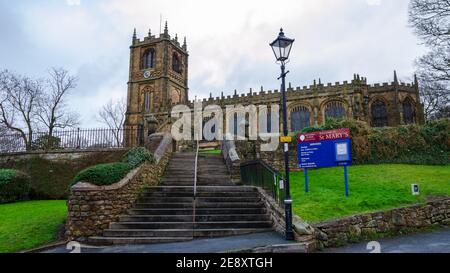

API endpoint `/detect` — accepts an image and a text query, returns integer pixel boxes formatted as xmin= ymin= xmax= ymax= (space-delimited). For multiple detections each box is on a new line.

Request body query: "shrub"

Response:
xmin=297 ymin=118 xmax=450 ymax=165
xmin=0 ymin=169 xmax=31 ymax=204
xmin=31 ymin=135 xmax=61 ymax=151
xmin=71 ymin=162 xmax=132 ymax=187
xmin=122 ymin=147 xmax=155 ymax=169
xmin=0 ymin=150 xmax=128 ymax=200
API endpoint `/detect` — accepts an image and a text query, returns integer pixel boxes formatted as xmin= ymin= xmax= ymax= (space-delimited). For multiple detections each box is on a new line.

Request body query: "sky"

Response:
xmin=0 ymin=0 xmax=426 ymax=127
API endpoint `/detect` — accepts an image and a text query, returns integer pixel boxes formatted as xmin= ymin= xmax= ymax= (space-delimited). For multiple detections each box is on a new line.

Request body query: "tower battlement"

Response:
xmin=187 ymin=73 xmax=418 ymax=107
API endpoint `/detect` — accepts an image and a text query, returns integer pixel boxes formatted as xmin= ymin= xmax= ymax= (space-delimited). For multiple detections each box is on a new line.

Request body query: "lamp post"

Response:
xmin=270 ymin=28 xmax=295 ymax=240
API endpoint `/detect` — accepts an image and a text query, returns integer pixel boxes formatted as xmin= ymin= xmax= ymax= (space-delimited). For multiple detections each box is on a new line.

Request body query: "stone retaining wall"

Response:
xmin=314 ymin=197 xmax=450 ymax=248
xmin=0 ymin=148 xmax=128 ymax=163
xmin=66 ymin=134 xmax=173 ymax=240
xmin=256 ymin=187 xmax=317 ymax=252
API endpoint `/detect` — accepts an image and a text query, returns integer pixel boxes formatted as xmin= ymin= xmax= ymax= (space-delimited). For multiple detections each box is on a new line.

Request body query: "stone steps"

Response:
xmin=133 ymin=202 xmax=265 ymax=209
xmin=119 ymin=214 xmax=270 ymax=222
xmin=143 ymin=191 xmax=260 ymax=198
xmin=110 ymin=221 xmax=272 ymax=229
xmin=100 ymin=228 xmax=272 ymax=238
xmin=127 ymin=207 xmax=267 ymax=215
xmin=88 ymin=151 xmax=272 ymax=246
xmin=137 ymin=197 xmax=261 ymax=203
xmin=88 ymin=236 xmax=193 ymax=246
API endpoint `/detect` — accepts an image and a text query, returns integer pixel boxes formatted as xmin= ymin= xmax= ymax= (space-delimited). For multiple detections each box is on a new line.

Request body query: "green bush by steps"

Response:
xmin=299 ymin=119 xmax=450 ymax=165
xmin=0 ymin=169 xmax=31 ymax=204
xmin=71 ymin=147 xmax=155 ymax=187
xmin=123 ymin=147 xmax=155 ymax=168
xmin=71 ymin=163 xmax=132 ymax=186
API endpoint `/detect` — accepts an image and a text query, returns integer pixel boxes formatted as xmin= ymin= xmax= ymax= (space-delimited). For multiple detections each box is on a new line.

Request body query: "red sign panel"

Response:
xmin=298 ymin=128 xmax=350 ymax=143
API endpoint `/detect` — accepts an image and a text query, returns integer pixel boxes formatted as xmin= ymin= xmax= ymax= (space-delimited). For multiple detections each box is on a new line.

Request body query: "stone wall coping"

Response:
xmin=152 ymin=133 xmax=173 ymax=163
xmin=314 ymin=197 xmax=450 ymax=228
xmin=71 ymin=165 xmax=144 ymax=192
xmin=0 ymin=148 xmax=128 ymax=157
xmin=70 ymin=134 xmax=172 ymax=192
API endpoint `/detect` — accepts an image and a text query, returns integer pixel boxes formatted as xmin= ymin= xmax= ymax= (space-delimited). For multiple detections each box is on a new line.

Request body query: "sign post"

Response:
xmin=305 ymin=168 xmax=309 ymax=193
xmin=298 ymin=128 xmax=352 ymax=197
xmin=344 ymin=165 xmax=349 ymax=197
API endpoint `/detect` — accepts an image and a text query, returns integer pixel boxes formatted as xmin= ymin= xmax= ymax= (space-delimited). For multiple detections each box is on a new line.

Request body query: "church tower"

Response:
xmin=125 ymin=22 xmax=189 ymax=137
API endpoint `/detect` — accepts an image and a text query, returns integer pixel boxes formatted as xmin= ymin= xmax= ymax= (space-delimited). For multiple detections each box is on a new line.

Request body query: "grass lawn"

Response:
xmin=291 ymin=164 xmax=450 ymax=224
xmin=0 ymin=200 xmax=67 ymax=253
xmin=199 ymin=149 xmax=222 ymax=155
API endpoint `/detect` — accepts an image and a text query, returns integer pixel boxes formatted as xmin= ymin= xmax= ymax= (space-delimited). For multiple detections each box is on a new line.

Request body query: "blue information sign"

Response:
xmin=297 ymin=128 xmax=353 ymax=197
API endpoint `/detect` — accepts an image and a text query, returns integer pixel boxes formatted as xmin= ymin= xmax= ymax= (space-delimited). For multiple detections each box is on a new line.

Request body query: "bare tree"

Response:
xmin=409 ymin=0 xmax=450 ymax=47
xmin=432 ymin=105 xmax=450 ymax=119
xmin=410 ymin=0 xmax=450 ymax=120
xmin=97 ymin=97 xmax=127 ymax=146
xmin=0 ymin=70 xmax=42 ymax=150
xmin=418 ymin=73 xmax=450 ymax=119
xmin=37 ymin=67 xmax=80 ymax=136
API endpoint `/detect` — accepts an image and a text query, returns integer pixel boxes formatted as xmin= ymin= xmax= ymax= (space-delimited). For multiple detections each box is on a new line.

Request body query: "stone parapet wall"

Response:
xmin=256 ymin=187 xmax=317 ymax=252
xmin=0 ymin=148 xmax=128 ymax=163
xmin=221 ymin=140 xmax=242 ymax=183
xmin=66 ymin=134 xmax=173 ymax=240
xmin=314 ymin=198 xmax=450 ymax=248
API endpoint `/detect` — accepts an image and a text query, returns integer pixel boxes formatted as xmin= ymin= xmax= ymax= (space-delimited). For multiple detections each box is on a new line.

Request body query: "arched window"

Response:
xmin=325 ymin=101 xmax=346 ymax=120
xmin=403 ymin=98 xmax=415 ymax=124
xmin=141 ymin=49 xmax=155 ymax=69
xmin=144 ymin=92 xmax=151 ymax=112
xmin=371 ymin=100 xmax=388 ymax=127
xmin=172 ymin=53 xmax=182 ymax=74
xmin=230 ymin=113 xmax=245 ymax=137
xmin=290 ymin=106 xmax=310 ymax=132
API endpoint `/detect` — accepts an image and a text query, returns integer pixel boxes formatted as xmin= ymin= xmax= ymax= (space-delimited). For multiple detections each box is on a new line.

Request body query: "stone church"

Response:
xmin=124 ymin=24 xmax=424 ymax=143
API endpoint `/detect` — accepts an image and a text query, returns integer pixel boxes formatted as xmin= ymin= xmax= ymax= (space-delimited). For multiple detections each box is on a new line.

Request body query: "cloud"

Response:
xmin=66 ymin=0 xmax=81 ymax=6
xmin=0 ymin=0 xmax=426 ymax=127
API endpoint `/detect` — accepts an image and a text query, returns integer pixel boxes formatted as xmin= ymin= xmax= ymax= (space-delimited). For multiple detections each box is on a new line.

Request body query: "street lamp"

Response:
xmin=270 ymin=28 xmax=295 ymax=241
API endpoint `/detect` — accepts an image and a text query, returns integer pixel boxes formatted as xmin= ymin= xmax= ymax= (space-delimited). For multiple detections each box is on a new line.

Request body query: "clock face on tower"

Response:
xmin=143 ymin=70 xmax=151 ymax=79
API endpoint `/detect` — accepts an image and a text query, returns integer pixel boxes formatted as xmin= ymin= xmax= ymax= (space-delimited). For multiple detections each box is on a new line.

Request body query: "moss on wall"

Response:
xmin=0 ymin=150 xmax=127 ymax=200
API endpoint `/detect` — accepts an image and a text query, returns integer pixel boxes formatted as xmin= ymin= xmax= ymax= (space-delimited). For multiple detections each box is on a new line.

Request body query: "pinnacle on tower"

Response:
xmin=182 ymin=37 xmax=187 ymax=50
xmin=394 ymin=70 xmax=398 ymax=84
xmin=175 ymin=34 xmax=178 ymax=42
xmin=414 ymin=73 xmax=418 ymax=86
xmin=148 ymin=28 xmax=152 ymax=37
xmin=132 ymin=28 xmax=137 ymax=40
xmin=164 ymin=21 xmax=169 ymax=35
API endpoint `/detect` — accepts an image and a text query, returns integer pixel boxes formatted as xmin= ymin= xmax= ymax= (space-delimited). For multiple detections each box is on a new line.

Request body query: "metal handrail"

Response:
xmin=240 ymin=159 xmax=286 ymax=208
xmin=192 ymin=140 xmax=200 ymax=238
xmin=193 ymin=139 xmax=200 ymax=198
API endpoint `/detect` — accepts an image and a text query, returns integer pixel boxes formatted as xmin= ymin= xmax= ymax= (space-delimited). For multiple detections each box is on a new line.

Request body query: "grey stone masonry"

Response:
xmin=66 ymin=135 xmax=173 ymax=240
xmin=314 ymin=197 xmax=450 ymax=248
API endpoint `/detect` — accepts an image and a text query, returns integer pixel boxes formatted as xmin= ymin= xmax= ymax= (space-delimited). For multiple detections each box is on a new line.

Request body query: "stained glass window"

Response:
xmin=371 ymin=100 xmax=388 ymax=127
xmin=290 ymin=106 xmax=310 ymax=132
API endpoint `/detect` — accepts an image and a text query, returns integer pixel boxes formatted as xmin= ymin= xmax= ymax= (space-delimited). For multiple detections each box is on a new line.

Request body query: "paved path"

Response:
xmin=323 ymin=228 xmax=450 ymax=253
xmin=44 ymin=232 xmax=292 ymax=253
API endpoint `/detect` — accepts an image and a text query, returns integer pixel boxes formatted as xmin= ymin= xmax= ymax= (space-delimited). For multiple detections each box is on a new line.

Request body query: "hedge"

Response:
xmin=71 ymin=162 xmax=133 ymax=186
xmin=71 ymin=148 xmax=155 ymax=187
xmin=123 ymin=147 xmax=155 ymax=169
xmin=0 ymin=150 xmax=128 ymax=200
xmin=299 ymin=118 xmax=450 ymax=165
xmin=0 ymin=169 xmax=31 ymax=204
